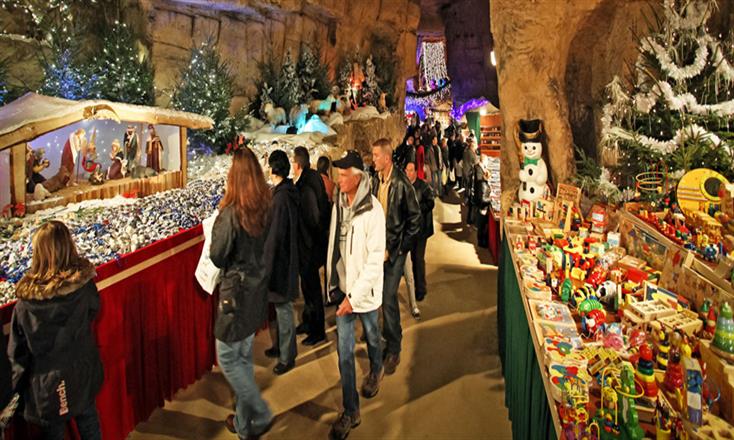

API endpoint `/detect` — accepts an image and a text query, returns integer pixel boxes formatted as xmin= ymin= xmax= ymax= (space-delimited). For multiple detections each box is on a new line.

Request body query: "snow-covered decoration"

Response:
xmin=289 ymin=103 xmax=309 ymax=129
xmin=262 ymin=101 xmax=287 ymax=126
xmin=518 ymin=140 xmax=548 ymax=202
xmin=327 ymin=112 xmax=344 ymax=127
xmin=343 ymin=105 xmax=389 ymax=122
xmin=298 ymin=114 xmax=337 ymax=136
xmin=641 ymin=36 xmax=709 ymax=81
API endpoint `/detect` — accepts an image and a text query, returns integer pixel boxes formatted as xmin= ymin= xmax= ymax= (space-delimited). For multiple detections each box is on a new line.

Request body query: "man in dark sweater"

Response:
xmin=404 ymin=161 xmax=435 ymax=301
xmin=292 ymin=146 xmax=332 ymax=346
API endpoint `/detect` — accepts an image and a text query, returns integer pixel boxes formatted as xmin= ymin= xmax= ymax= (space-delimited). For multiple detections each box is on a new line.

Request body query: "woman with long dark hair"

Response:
xmin=210 ymin=147 xmax=274 ymax=438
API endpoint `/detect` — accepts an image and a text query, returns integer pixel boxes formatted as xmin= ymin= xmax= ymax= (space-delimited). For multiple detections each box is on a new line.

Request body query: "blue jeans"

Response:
xmin=382 ymin=253 xmax=406 ymax=355
xmin=274 ymin=301 xmax=297 ymax=365
xmin=216 ymin=336 xmax=273 ymax=438
xmin=43 ymin=403 xmax=101 ymax=440
xmin=336 ymin=310 xmax=383 ymax=416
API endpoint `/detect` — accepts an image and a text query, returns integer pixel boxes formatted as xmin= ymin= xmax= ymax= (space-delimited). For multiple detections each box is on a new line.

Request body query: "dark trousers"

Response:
xmin=43 ymin=404 xmax=101 ymax=440
xmin=300 ymin=260 xmax=325 ymax=337
xmin=411 ymin=238 xmax=428 ymax=298
xmin=382 ymin=253 xmax=406 ymax=355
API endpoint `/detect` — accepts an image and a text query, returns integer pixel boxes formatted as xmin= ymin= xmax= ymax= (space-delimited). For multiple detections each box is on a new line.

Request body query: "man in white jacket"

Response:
xmin=325 ymin=151 xmax=386 ymax=440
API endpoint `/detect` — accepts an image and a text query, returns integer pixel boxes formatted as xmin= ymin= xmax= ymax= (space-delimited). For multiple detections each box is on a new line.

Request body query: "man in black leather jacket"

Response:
xmin=371 ymin=138 xmax=421 ymax=375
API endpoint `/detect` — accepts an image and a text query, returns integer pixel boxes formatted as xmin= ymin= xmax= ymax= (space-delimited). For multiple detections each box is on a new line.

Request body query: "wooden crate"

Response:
xmin=700 ymin=341 xmax=734 ymax=427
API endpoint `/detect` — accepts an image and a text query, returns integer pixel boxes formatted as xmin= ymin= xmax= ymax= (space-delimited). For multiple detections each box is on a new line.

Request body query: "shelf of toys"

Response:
xmin=501 ymin=180 xmax=734 ymax=438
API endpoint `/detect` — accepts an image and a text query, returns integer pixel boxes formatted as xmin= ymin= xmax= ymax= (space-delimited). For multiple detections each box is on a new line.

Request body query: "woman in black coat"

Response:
xmin=210 ymin=147 xmax=274 ymax=439
xmin=8 ymin=220 xmax=103 ymax=440
xmin=263 ymin=150 xmax=300 ymax=375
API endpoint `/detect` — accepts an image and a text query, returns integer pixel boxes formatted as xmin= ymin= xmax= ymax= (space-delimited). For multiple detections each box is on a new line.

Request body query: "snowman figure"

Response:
xmin=518 ymin=140 xmax=548 ymax=202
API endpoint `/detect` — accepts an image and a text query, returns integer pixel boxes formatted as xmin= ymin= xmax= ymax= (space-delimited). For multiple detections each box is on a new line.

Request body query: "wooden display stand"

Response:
xmin=479 ymin=113 xmax=502 ymax=157
xmin=0 ymin=93 xmax=211 ymax=215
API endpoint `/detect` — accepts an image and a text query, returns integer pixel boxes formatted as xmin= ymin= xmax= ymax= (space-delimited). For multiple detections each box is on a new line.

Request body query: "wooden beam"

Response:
xmin=179 ymin=127 xmax=188 ymax=188
xmin=8 ymin=143 xmax=26 ymax=208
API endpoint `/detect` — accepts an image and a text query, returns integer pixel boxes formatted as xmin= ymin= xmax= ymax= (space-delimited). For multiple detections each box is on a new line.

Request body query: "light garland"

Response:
xmin=641 ymin=36 xmax=709 ymax=81
xmin=450 ymin=97 xmax=490 ymax=121
xmin=420 ymin=41 xmax=449 ymax=89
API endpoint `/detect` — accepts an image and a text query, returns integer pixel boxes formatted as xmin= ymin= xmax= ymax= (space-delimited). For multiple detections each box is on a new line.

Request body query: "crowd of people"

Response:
xmin=2 ymin=117 xmax=492 ymax=440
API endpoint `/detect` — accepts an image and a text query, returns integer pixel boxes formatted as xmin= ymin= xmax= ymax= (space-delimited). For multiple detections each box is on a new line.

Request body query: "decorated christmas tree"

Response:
xmin=600 ymin=0 xmax=734 ymax=192
xmin=297 ymin=43 xmax=332 ymax=102
xmin=337 ymin=54 xmax=357 ymax=97
xmin=712 ymin=302 xmax=734 ymax=357
xmin=39 ymin=47 xmax=98 ymax=100
xmin=364 ymin=55 xmax=381 ymax=106
xmin=93 ymin=21 xmax=155 ymax=105
xmin=170 ymin=39 xmax=235 ymax=153
xmin=277 ymin=48 xmax=303 ymax=112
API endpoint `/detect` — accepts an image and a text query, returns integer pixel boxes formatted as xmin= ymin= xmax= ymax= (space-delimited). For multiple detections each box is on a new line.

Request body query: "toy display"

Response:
xmin=517 ymin=119 xmax=548 ymax=203
xmin=505 ymin=198 xmax=734 ymax=437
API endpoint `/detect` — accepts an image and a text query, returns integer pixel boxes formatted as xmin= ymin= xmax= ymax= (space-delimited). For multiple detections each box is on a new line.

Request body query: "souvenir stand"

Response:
xmin=499 ymin=121 xmax=734 ymax=439
xmin=0 ymin=94 xmax=218 ymax=440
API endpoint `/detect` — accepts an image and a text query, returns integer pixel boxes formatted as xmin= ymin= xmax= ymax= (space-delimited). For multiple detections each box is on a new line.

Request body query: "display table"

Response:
xmin=1 ymin=224 xmax=216 ymax=440
xmin=498 ymin=235 xmax=559 ymax=439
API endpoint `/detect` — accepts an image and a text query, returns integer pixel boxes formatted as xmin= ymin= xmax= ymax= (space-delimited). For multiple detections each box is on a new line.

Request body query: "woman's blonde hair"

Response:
xmin=27 ymin=220 xmax=83 ymax=281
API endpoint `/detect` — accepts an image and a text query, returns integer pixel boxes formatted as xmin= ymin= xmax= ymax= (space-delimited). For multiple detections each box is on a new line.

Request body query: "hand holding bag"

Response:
xmin=195 ymin=209 xmax=221 ymax=294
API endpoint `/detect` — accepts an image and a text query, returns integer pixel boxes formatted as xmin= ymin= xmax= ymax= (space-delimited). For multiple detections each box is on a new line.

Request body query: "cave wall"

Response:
xmin=0 ymin=0 xmax=420 ymax=112
xmin=441 ymin=0 xmax=497 ymax=106
xmin=490 ymin=0 xmax=651 ymax=210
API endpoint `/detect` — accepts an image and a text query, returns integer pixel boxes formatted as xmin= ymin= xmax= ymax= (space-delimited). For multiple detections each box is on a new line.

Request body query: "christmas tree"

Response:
xmin=170 ymin=39 xmax=235 ymax=153
xmin=39 ymin=47 xmax=98 ymax=100
xmin=93 ymin=21 xmax=155 ymax=105
xmin=600 ymin=0 xmax=734 ymax=192
xmin=364 ymin=55 xmax=381 ymax=106
xmin=297 ymin=44 xmax=318 ymax=102
xmin=337 ymin=54 xmax=356 ymax=97
xmin=713 ymin=301 xmax=734 ymax=355
xmin=277 ymin=48 xmax=303 ymax=112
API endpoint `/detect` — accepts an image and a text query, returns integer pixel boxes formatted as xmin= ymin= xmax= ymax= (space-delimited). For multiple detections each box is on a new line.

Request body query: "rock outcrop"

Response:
xmin=332 ymin=113 xmax=405 ymax=163
xmin=490 ymin=0 xmax=652 ymax=210
xmin=0 ymin=0 xmax=420 ymax=112
xmin=135 ymin=0 xmax=420 ymax=110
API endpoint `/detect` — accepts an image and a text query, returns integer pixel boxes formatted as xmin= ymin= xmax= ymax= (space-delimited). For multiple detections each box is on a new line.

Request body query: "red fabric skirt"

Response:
xmin=2 ymin=225 xmax=217 ymax=440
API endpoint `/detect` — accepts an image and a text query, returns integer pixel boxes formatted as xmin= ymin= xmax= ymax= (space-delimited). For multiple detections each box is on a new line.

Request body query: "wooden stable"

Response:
xmin=0 ymin=93 xmax=212 ymax=215
xmin=25 ymin=170 xmax=185 ymax=214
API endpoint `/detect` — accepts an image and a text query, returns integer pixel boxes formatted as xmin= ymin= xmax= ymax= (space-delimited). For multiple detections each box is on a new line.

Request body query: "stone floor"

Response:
xmin=130 ymin=197 xmax=511 ymax=439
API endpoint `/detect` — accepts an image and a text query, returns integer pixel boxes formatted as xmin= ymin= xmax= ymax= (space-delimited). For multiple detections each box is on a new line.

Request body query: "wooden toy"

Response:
xmin=529 ymin=299 xmax=575 ymax=325
xmin=628 ymin=299 xmax=676 ymax=322
xmin=657 ymin=309 xmax=703 ymax=336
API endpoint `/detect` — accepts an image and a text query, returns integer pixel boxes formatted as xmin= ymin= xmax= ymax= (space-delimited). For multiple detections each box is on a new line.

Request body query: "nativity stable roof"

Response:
xmin=0 ymin=93 xmax=214 ymax=151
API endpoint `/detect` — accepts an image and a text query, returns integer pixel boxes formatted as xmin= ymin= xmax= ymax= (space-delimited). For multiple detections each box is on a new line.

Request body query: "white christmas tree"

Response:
xmin=278 ymin=48 xmax=303 ymax=111
xmin=364 ymin=55 xmax=381 ymax=106
xmin=297 ymin=44 xmax=318 ymax=102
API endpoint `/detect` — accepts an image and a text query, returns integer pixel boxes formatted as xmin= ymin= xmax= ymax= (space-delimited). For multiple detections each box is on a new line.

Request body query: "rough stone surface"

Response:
xmin=332 ymin=114 xmax=406 ymax=163
xmin=135 ymin=0 xmax=419 ymax=110
xmin=441 ymin=0 xmax=497 ymax=106
xmin=0 ymin=0 xmax=419 ymax=114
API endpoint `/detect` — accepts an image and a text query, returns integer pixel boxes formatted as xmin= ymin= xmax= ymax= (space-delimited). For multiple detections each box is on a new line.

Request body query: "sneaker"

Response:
xmin=264 ymin=347 xmax=280 ymax=358
xmin=329 ymin=412 xmax=361 ymax=440
xmin=383 ymin=353 xmax=400 ymax=375
xmin=411 ymin=308 xmax=421 ymax=320
xmin=361 ymin=369 xmax=384 ymax=398
xmin=273 ymin=361 xmax=295 ymax=375
xmin=247 ymin=418 xmax=275 ymax=440
xmin=302 ymin=334 xmax=326 ymax=346
xmin=296 ymin=323 xmax=309 ymax=335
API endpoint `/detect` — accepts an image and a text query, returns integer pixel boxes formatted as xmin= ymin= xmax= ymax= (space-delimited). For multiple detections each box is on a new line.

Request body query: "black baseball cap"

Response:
xmin=333 ymin=150 xmax=364 ymax=171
